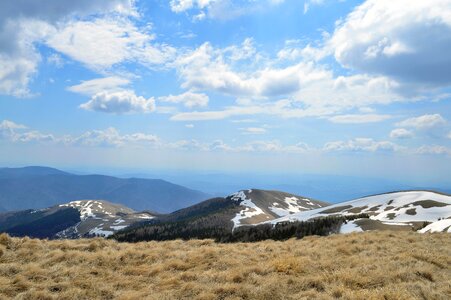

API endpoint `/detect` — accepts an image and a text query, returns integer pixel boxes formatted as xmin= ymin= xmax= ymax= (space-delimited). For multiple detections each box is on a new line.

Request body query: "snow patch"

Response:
xmin=89 ymin=226 xmax=114 ymax=237
xmin=340 ymin=220 xmax=363 ymax=234
xmin=268 ymin=196 xmax=310 ymax=217
xmin=230 ymin=191 xmax=266 ymax=229
xmin=419 ymin=219 xmax=451 ymax=233
xmin=110 ymin=225 xmax=128 ymax=231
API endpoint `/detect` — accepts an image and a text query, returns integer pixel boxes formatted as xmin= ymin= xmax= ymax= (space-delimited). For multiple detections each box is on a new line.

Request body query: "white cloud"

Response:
xmin=13 ymin=131 xmax=56 ymax=143
xmin=303 ymin=0 xmax=325 ymax=14
xmin=47 ymin=18 xmax=176 ymax=70
xmin=390 ymin=128 xmax=413 ymax=139
xmin=240 ymin=127 xmax=267 ymax=135
xmin=396 ymin=114 xmax=447 ymax=130
xmin=0 ymin=120 xmax=27 ymax=139
xmin=0 ymin=0 xmax=134 ymax=97
xmin=330 ymin=0 xmax=451 ymax=87
xmin=46 ymin=53 xmax=64 ymax=68
xmin=328 ymin=114 xmax=391 ymax=124
xmin=80 ymin=90 xmax=156 ymax=114
xmin=175 ymin=42 xmax=330 ymax=98
xmin=185 ymin=124 xmax=195 ymax=128
xmin=0 ymin=120 xmax=55 ymax=143
xmin=70 ymin=127 xmax=159 ymax=147
xmin=324 ymin=138 xmax=400 ymax=152
xmin=68 ymin=77 xmax=131 ymax=95
xmin=415 ymin=145 xmax=451 ymax=156
xmin=158 ymin=91 xmax=209 ymax=108
xmin=170 ymin=0 xmax=216 ymax=13
xmin=169 ymin=0 xmax=284 ymax=20
xmin=172 ymin=39 xmax=410 ymax=120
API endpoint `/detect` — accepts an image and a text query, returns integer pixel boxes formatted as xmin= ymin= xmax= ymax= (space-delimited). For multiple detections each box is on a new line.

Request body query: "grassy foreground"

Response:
xmin=0 ymin=232 xmax=450 ymax=300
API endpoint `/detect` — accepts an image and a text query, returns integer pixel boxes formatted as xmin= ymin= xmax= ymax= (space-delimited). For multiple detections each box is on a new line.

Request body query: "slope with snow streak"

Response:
xmin=419 ymin=219 xmax=451 ymax=233
xmin=267 ymin=191 xmax=451 ymax=233
xmin=230 ymin=189 xmax=328 ymax=228
xmin=57 ymin=200 xmax=154 ymax=238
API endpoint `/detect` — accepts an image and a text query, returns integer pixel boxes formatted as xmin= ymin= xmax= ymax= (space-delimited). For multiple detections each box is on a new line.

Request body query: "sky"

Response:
xmin=0 ymin=0 xmax=451 ymax=185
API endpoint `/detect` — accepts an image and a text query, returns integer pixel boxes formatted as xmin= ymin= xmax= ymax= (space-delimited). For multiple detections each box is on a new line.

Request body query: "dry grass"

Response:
xmin=0 ymin=231 xmax=450 ymax=300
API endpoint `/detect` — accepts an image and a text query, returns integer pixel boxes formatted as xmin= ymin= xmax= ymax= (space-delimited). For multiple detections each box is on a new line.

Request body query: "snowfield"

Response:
xmin=230 ymin=189 xmax=328 ymax=229
xmin=265 ymin=191 xmax=451 ymax=233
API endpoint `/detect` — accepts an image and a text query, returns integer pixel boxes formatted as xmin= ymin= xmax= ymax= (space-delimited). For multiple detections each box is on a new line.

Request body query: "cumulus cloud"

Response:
xmin=390 ymin=128 xmax=413 ymax=139
xmin=396 ymin=114 xmax=447 ymax=130
xmin=323 ymin=138 xmax=400 ymax=152
xmin=0 ymin=0 xmax=134 ymax=96
xmin=330 ymin=0 xmax=451 ymax=87
xmin=175 ymin=41 xmax=330 ymax=98
xmin=158 ymin=91 xmax=209 ymax=108
xmin=80 ymin=90 xmax=156 ymax=114
xmin=0 ymin=120 xmax=55 ymax=143
xmin=328 ymin=114 xmax=391 ymax=124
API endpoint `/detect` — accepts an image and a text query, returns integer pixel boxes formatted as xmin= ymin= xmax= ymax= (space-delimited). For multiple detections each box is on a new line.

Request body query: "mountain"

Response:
xmin=113 ymin=189 xmax=329 ymax=242
xmin=0 ymin=200 xmax=155 ymax=239
xmin=0 ymin=166 xmax=210 ymax=213
xmin=266 ymin=190 xmax=451 ymax=233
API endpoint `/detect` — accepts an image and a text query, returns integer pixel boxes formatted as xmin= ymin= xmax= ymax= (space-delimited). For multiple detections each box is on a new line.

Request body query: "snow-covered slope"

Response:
xmin=229 ymin=189 xmax=328 ymax=228
xmin=57 ymin=200 xmax=154 ymax=238
xmin=266 ymin=191 xmax=451 ymax=233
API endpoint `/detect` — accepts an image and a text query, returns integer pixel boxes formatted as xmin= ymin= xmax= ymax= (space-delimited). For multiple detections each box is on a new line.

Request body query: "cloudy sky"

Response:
xmin=0 ymin=0 xmax=450 ymax=183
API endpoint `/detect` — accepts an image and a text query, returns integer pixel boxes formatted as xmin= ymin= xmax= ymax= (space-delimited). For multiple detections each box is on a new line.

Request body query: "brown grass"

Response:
xmin=0 ymin=232 xmax=450 ymax=300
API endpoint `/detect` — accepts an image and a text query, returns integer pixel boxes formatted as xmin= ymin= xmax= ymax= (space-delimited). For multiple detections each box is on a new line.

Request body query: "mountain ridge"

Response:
xmin=0 ymin=166 xmax=210 ymax=213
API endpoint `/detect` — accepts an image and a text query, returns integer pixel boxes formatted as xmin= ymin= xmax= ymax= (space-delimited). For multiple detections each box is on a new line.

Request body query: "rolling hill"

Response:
xmin=0 ymin=200 xmax=155 ymax=239
xmin=266 ymin=190 xmax=451 ymax=233
xmin=113 ymin=189 xmax=329 ymax=242
xmin=0 ymin=166 xmax=210 ymax=213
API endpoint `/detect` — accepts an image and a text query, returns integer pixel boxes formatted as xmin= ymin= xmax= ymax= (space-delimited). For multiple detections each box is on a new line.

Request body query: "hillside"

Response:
xmin=0 ymin=166 xmax=210 ymax=213
xmin=267 ymin=191 xmax=451 ymax=233
xmin=113 ymin=189 xmax=328 ymax=242
xmin=0 ymin=200 xmax=155 ymax=239
xmin=1 ymin=231 xmax=450 ymax=299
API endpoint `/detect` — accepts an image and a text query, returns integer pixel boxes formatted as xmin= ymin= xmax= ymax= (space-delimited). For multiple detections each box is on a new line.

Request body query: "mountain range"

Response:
xmin=0 ymin=166 xmax=209 ymax=213
xmin=0 ymin=166 xmax=449 ymax=241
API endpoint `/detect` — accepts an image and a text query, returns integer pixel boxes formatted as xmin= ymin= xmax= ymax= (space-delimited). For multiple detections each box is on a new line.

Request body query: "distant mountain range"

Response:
xmin=114 ymin=189 xmax=451 ymax=242
xmin=0 ymin=166 xmax=210 ymax=213
xmin=1 ymin=188 xmax=450 ymax=241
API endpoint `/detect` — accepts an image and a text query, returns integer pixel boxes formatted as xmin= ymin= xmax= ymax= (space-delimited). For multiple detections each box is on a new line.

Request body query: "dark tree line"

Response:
xmin=113 ymin=213 xmax=369 ymax=243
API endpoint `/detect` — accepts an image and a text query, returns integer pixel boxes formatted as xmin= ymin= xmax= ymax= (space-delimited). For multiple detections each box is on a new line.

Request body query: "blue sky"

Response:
xmin=0 ymin=0 xmax=450 ymax=184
